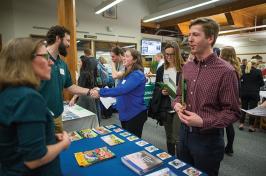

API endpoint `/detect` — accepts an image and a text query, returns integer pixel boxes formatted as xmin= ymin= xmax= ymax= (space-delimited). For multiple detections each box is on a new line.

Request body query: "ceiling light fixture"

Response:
xmin=219 ymin=25 xmax=266 ymax=34
xmin=143 ymin=0 xmax=220 ymax=23
xmin=95 ymin=0 xmax=124 ymax=14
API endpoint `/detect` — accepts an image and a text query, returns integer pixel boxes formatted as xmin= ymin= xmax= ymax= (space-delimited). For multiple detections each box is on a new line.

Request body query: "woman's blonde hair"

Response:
xmin=245 ymin=59 xmax=257 ymax=74
xmin=0 ymin=38 xmax=46 ymax=91
xmin=220 ymin=46 xmax=241 ymax=77
xmin=164 ymin=41 xmax=183 ymax=72
xmin=99 ymin=56 xmax=107 ymax=64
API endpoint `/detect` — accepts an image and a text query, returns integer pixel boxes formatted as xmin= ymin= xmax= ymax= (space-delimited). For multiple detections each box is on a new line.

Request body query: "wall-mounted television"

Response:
xmin=141 ymin=39 xmax=161 ymax=56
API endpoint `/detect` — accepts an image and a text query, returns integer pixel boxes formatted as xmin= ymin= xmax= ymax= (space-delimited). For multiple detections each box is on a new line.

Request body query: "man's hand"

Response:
xmin=90 ymin=88 xmax=100 ymax=99
xmin=173 ymin=103 xmax=186 ymax=113
xmin=177 ymin=110 xmax=203 ymax=127
xmin=68 ymin=98 xmax=75 ymax=106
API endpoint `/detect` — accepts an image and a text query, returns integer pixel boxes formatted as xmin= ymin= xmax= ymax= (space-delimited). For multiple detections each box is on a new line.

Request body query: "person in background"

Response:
xmin=90 ymin=49 xmax=147 ymax=138
xmin=97 ymin=56 xmax=113 ymax=119
xmin=39 ymin=25 xmax=91 ymax=133
xmin=241 ymin=58 xmax=247 ymax=71
xmin=154 ymin=52 xmax=164 ymax=70
xmin=99 ymin=56 xmax=107 ymax=65
xmin=154 ymin=42 xmax=183 ymax=156
xmin=239 ymin=59 xmax=264 ymax=132
xmin=173 ymin=17 xmax=240 ymax=176
xmin=110 ymin=46 xmax=125 ymax=86
xmin=69 ymin=53 xmax=99 ymax=120
xmin=220 ymin=46 xmax=241 ymax=156
xmin=0 ymin=38 xmax=70 ymax=176
xmin=213 ymin=47 xmax=220 ymax=57
xmin=69 ymin=49 xmax=98 ymax=114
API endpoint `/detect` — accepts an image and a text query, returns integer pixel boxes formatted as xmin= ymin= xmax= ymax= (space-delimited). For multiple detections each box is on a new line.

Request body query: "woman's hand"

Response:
xmin=90 ymin=88 xmax=100 ymax=99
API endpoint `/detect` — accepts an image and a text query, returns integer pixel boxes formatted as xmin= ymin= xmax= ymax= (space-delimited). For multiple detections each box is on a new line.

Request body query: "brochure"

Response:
xmin=68 ymin=131 xmax=83 ymax=141
xmin=145 ymin=167 xmax=177 ymax=176
xmin=158 ymin=77 xmax=177 ymax=98
xmin=93 ymin=126 xmax=112 ymax=135
xmin=101 ymin=134 xmax=125 ymax=146
xmin=121 ymin=150 xmax=162 ymax=175
xmin=74 ymin=146 xmax=115 ymax=167
xmin=78 ymin=128 xmax=98 ymax=138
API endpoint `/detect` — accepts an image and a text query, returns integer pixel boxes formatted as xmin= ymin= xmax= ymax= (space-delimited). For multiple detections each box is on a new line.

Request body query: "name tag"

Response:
xmin=60 ymin=68 xmax=65 ymax=75
xmin=122 ymin=80 xmax=126 ymax=84
xmin=49 ymin=110 xmax=55 ymax=116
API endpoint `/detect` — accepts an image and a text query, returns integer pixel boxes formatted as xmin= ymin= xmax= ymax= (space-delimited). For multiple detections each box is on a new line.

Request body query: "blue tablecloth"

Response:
xmin=60 ymin=125 xmax=206 ymax=176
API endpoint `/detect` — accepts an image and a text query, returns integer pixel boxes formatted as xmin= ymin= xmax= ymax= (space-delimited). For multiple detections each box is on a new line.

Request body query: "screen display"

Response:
xmin=141 ymin=40 xmax=161 ymax=55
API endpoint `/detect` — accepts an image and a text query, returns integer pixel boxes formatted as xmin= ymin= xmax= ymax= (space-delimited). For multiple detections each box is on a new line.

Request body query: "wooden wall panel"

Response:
xmin=57 ymin=0 xmax=77 ymax=100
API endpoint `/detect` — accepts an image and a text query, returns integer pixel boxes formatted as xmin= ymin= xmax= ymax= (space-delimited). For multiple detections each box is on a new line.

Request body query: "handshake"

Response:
xmin=89 ymin=87 xmax=101 ymax=99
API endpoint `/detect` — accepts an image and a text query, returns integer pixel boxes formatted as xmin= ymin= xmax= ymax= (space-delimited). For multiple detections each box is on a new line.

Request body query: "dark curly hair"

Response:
xmin=111 ymin=46 xmax=125 ymax=56
xmin=46 ymin=25 xmax=70 ymax=45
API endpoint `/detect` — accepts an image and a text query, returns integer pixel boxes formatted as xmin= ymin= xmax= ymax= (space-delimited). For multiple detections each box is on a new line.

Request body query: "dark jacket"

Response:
xmin=148 ymin=65 xmax=180 ymax=124
xmin=240 ymin=67 xmax=264 ymax=100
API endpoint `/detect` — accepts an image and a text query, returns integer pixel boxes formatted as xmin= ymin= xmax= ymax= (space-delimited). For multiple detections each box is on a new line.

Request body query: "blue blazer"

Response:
xmin=100 ymin=70 xmax=147 ymax=121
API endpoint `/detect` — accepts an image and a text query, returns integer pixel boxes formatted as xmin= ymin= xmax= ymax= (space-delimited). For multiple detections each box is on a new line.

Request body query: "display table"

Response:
xmin=60 ymin=125 xmax=205 ymax=176
xmin=62 ymin=104 xmax=99 ymax=132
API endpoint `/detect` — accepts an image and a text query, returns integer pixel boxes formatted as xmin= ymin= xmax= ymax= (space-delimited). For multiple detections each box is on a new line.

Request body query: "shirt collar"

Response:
xmin=193 ymin=53 xmax=218 ymax=66
xmin=48 ymin=52 xmax=60 ymax=62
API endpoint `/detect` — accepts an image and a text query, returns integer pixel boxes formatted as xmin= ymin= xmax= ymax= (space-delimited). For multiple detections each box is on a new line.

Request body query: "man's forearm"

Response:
xmin=66 ymin=84 xmax=90 ymax=96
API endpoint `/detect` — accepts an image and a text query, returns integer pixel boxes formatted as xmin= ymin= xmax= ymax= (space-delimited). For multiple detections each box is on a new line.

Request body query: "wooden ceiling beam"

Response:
xmin=224 ymin=12 xmax=234 ymax=26
xmin=231 ymin=11 xmax=254 ymax=28
xmin=159 ymin=0 xmax=266 ymax=28
xmin=141 ymin=20 xmax=159 ymax=29
xmin=177 ymin=21 xmax=190 ymax=36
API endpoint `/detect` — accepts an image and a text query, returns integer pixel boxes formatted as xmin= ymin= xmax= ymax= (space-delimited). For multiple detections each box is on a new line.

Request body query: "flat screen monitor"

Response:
xmin=141 ymin=39 xmax=161 ymax=56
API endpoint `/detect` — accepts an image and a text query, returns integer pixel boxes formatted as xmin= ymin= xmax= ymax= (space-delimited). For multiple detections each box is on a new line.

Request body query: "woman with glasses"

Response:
xmin=153 ymin=42 xmax=183 ymax=156
xmin=0 ymin=38 xmax=71 ymax=176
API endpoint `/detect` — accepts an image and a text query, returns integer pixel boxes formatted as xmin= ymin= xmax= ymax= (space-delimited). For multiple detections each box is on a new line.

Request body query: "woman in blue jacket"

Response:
xmin=91 ymin=48 xmax=147 ymax=137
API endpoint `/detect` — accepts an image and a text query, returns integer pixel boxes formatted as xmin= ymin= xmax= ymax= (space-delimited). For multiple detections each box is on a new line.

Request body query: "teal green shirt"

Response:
xmin=0 ymin=86 xmax=61 ymax=176
xmin=39 ymin=55 xmax=73 ymax=117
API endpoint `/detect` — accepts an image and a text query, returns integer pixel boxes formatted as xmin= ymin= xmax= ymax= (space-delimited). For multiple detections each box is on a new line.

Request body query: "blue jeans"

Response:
xmin=179 ymin=124 xmax=224 ymax=176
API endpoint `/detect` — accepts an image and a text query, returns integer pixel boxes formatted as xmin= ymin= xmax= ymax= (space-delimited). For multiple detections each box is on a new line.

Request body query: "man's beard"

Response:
xmin=59 ymin=42 xmax=68 ymax=57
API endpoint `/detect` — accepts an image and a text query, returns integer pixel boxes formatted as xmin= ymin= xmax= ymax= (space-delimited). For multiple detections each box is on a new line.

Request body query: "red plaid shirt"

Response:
xmin=173 ymin=53 xmax=240 ymax=129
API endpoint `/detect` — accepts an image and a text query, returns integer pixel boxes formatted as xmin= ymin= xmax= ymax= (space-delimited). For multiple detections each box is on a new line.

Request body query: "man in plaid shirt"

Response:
xmin=173 ymin=17 xmax=240 ymax=176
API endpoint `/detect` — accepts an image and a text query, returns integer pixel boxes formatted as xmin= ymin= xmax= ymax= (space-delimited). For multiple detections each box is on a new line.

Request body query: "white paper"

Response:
xmin=63 ymin=104 xmax=95 ymax=121
xmin=100 ymin=97 xmax=116 ymax=109
xmin=241 ymin=106 xmax=266 ymax=117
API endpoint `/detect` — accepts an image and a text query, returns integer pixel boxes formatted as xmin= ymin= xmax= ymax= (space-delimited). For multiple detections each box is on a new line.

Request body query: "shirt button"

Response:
xmin=204 ymin=65 xmax=207 ymax=67
xmin=193 ymin=80 xmax=196 ymax=82
xmin=188 ymin=104 xmax=191 ymax=107
xmin=191 ymin=91 xmax=193 ymax=95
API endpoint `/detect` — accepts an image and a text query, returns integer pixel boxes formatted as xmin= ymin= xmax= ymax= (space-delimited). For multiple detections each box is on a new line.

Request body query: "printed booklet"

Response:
xmin=74 ymin=146 xmax=115 ymax=167
xmin=78 ymin=128 xmax=98 ymax=138
xmin=157 ymin=77 xmax=177 ymax=99
xmin=121 ymin=150 xmax=162 ymax=175
xmin=101 ymin=134 xmax=125 ymax=146
xmin=93 ymin=126 xmax=112 ymax=135
xmin=146 ymin=167 xmax=177 ymax=176
xmin=68 ymin=131 xmax=83 ymax=141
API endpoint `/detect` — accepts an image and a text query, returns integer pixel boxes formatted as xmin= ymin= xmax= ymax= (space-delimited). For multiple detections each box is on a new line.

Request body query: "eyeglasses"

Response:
xmin=33 ymin=53 xmax=50 ymax=61
xmin=165 ymin=53 xmax=175 ymax=57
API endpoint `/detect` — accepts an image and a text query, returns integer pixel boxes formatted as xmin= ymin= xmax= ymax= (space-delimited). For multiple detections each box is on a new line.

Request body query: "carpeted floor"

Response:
xmin=101 ymin=114 xmax=266 ymax=176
